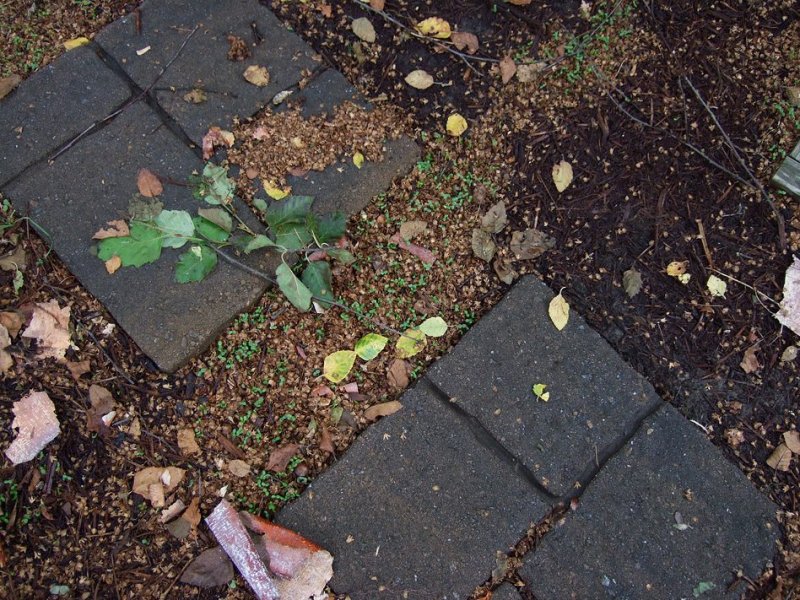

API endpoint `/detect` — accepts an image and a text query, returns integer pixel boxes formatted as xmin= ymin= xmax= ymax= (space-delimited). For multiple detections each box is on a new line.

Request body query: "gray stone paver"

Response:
xmin=491 ymin=583 xmax=522 ymax=599
xmin=277 ymin=381 xmax=549 ymax=599
xmin=427 ymin=276 xmax=661 ymax=497
xmin=96 ymin=0 xmax=319 ymax=144
xmin=520 ymin=403 xmax=778 ymax=599
xmin=0 ymin=46 xmax=132 ymax=185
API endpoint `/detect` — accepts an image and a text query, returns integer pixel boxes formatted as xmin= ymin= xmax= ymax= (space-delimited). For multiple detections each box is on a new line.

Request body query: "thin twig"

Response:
xmin=695 ymin=219 xmax=714 ymax=270
xmin=710 ymin=269 xmax=781 ymax=308
xmin=682 ymin=76 xmax=786 ymax=249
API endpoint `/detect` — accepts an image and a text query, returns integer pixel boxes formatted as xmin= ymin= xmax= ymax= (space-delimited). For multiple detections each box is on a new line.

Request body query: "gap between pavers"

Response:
xmin=277 ymin=380 xmax=550 ymax=599
xmin=520 ymin=402 xmax=778 ymax=599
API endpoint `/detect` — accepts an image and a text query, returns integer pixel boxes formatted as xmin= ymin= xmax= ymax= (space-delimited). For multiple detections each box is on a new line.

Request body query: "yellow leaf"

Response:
xmin=706 ymin=274 xmax=727 ymax=297
xmin=396 ymin=328 xmax=426 ymax=358
xmin=243 ymin=65 xmax=270 ymax=87
xmin=415 ymin=17 xmax=451 ymax=39
xmin=666 ymin=261 xmax=688 ymax=276
xmin=353 ymin=152 xmax=365 ymax=169
xmin=552 ymin=160 xmax=573 ymax=192
xmin=263 ymin=180 xmax=290 ymax=200
xmin=446 ymin=113 xmax=468 ymax=137
xmin=548 ymin=292 xmax=570 ymax=331
xmin=323 ymin=350 xmax=357 ymax=383
xmin=405 ymin=69 xmax=435 ymax=90
xmin=64 ymin=37 xmax=90 ymax=50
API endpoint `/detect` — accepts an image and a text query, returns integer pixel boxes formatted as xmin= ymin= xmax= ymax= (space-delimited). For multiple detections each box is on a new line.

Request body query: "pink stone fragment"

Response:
xmin=205 ymin=500 xmax=279 ymax=600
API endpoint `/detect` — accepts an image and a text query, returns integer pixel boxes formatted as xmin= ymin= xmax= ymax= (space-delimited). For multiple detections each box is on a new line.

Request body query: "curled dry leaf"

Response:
xmin=480 ymin=200 xmax=507 ymax=234
xmin=766 ymin=443 xmax=792 ymax=472
xmin=364 ymin=400 xmax=403 ymax=421
xmin=228 ymin=459 xmax=252 ymax=478
xmin=405 ymin=69 xmax=434 ymax=90
xmin=493 ymin=258 xmax=517 ymax=285
xmin=783 ymin=431 xmax=800 ymax=454
xmin=160 ymin=499 xmax=186 ymax=524
xmin=0 ymin=325 xmax=13 ymax=374
xmin=623 ymin=268 xmax=642 ymax=298
xmin=202 ymin=126 xmax=235 ymax=160
xmin=451 ymin=31 xmax=478 ymax=54
xmin=132 ymin=466 xmax=185 ymax=499
xmin=136 ymin=168 xmax=163 ymax=198
xmin=387 ymin=359 xmax=410 ymax=390
xmin=183 ymin=88 xmax=207 ymax=104
xmin=104 ymin=256 xmax=122 ymax=274
xmin=181 ymin=547 xmax=235 ymax=588
xmin=780 ymin=345 xmax=798 ymax=362
xmin=776 ymin=255 xmax=800 ymax=336
xmin=92 ymin=219 xmax=130 ymax=240
xmin=548 ymin=292 xmax=570 ymax=331
xmin=740 ymin=344 xmax=761 ymax=374
xmin=0 ymin=74 xmax=21 ymax=100
xmin=0 ymin=245 xmax=25 ymax=273
xmin=706 ymin=274 xmax=727 ymax=298
xmin=369 ymin=0 xmax=385 ymax=9
xmin=319 ymin=426 xmax=335 ymax=454
xmin=266 ymin=443 xmax=300 ymax=472
xmin=243 ymin=65 xmax=270 ymax=87
xmin=177 ymin=428 xmax=201 ymax=455
xmin=5 ymin=391 xmax=60 ymax=465
xmin=499 ymin=56 xmax=517 ymax=84
xmin=352 ymin=17 xmax=376 ymax=43
xmin=0 ymin=311 xmax=25 ymax=338
xmin=415 ymin=16 xmax=451 ymax=38
xmin=471 ymin=228 xmax=496 ymax=263
xmin=552 ymin=160 xmax=574 ymax=192
xmin=510 ymin=229 xmax=555 ymax=260
xmin=65 ymin=359 xmax=91 ymax=381
xmin=87 ymin=384 xmax=115 ymax=434
xmin=21 ymin=300 xmax=71 ymax=362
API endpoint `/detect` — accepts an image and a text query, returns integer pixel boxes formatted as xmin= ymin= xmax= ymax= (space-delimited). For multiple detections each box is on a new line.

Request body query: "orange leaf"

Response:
xmin=364 ymin=400 xmax=403 ymax=421
xmin=93 ymin=219 xmax=130 ymax=240
xmin=137 ymin=168 xmax=163 ymax=197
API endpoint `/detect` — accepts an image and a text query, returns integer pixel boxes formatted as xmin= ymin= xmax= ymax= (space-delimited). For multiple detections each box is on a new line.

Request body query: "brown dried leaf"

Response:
xmin=740 ymin=344 xmax=761 ymax=374
xmin=243 ymin=65 xmax=270 ymax=87
xmin=471 ymin=228 xmax=496 ymax=263
xmin=507 ymin=0 xmax=531 ymax=5
xmin=177 ymin=428 xmax=201 ymax=456
xmin=229 ymin=459 xmax=252 ymax=478
xmin=183 ymin=88 xmax=207 ymax=104
xmin=766 ymin=443 xmax=792 ymax=471
xmin=0 ymin=325 xmax=14 ymax=374
xmin=399 ymin=220 xmax=427 ymax=241
xmin=160 ymin=499 xmax=186 ymax=524
xmin=65 ymin=359 xmax=91 ymax=381
xmin=387 ymin=359 xmax=410 ymax=390
xmin=499 ymin=56 xmax=517 ymax=84
xmin=319 ymin=426 xmax=335 ymax=454
xmin=21 ymin=300 xmax=71 ymax=361
xmin=480 ymin=200 xmax=507 ymax=234
xmin=181 ymin=547 xmax=234 ymax=588
xmin=105 ymin=255 xmax=122 ymax=274
xmin=184 ymin=497 xmax=202 ymax=528
xmin=510 ymin=229 xmax=555 ymax=260
xmin=0 ymin=311 xmax=25 ymax=338
xmin=87 ymin=384 xmax=115 ymax=434
xmin=369 ymin=0 xmax=385 ymax=9
xmin=493 ymin=258 xmax=517 ymax=285
xmin=0 ymin=74 xmax=22 ymax=100
xmin=783 ymin=431 xmax=800 ymax=454
xmin=266 ymin=443 xmax=300 ymax=472
xmin=364 ymin=400 xmax=403 ymax=421
xmin=136 ymin=168 xmax=163 ymax=198
xmin=0 ymin=245 xmax=26 ymax=271
xmin=352 ymin=17 xmax=376 ymax=43
xmin=202 ymin=126 xmax=236 ymax=160
xmin=451 ymin=31 xmax=479 ymax=54
xmin=390 ymin=233 xmax=436 ymax=263
xmin=132 ymin=466 xmax=185 ymax=499
xmin=516 ymin=62 xmax=546 ymax=82
xmin=5 ymin=391 xmax=60 ymax=465
xmin=92 ymin=219 xmax=130 ymax=240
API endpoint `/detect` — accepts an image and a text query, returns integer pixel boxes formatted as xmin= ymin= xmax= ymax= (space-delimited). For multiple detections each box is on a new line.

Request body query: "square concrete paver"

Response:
xmin=96 ymin=0 xmax=320 ymax=144
xmin=521 ymin=404 xmax=778 ymax=599
xmin=277 ymin=381 xmax=550 ymax=599
xmin=427 ymin=276 xmax=661 ymax=496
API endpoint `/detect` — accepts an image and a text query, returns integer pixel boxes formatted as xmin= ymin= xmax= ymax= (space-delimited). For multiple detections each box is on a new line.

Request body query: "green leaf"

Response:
xmin=175 ymin=245 xmax=217 ymax=282
xmin=243 ymin=234 xmax=278 ymax=253
xmin=418 ymin=316 xmax=447 ymax=337
xmin=275 ymin=225 xmax=313 ymax=250
xmin=276 ymin=262 xmax=312 ymax=311
xmin=314 ymin=212 xmax=346 ymax=243
xmin=396 ymin=328 xmax=426 ymax=358
xmin=693 ymin=582 xmax=716 ymax=598
xmin=197 ymin=207 xmax=232 ymax=232
xmin=301 ymin=261 xmax=334 ymax=303
xmin=323 ymin=350 xmax=357 ymax=383
xmin=201 ymin=163 xmax=235 ymax=205
xmin=97 ymin=221 xmax=163 ymax=267
xmin=193 ymin=216 xmax=230 ymax=243
xmin=266 ymin=196 xmax=314 ymax=231
xmin=155 ymin=210 xmax=195 ymax=248
xmin=325 ymin=248 xmax=356 ymax=265
xmin=253 ymin=198 xmax=268 ymax=213
xmin=354 ymin=333 xmax=388 ymax=361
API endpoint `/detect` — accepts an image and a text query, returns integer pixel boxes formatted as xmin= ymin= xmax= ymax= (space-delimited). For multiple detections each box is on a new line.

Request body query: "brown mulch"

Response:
xmin=1 ymin=0 xmax=799 ymax=598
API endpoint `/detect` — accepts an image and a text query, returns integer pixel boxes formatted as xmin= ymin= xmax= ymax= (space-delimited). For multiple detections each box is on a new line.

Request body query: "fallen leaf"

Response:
xmin=128 ymin=417 xmax=141 ymax=439
xmin=471 ymin=228 xmax=496 ymax=263
xmin=549 ymin=292 xmax=570 ymax=331
xmin=263 ymin=180 xmax=291 ymax=200
xmin=387 ymin=359 xmax=411 ymax=390
xmin=319 ymin=3 xmax=332 ymax=17
xmin=405 ymin=69 xmax=435 ymax=90
xmin=766 ymin=443 xmax=792 ymax=471
xmin=354 ymin=333 xmax=388 ymax=361
xmin=353 ymin=151 xmax=365 ymax=168
xmin=21 ymin=300 xmax=71 ymax=361
xmin=623 ymin=268 xmax=642 ymax=298
xmin=418 ymin=316 xmax=447 ymax=337
xmin=132 ymin=466 xmax=185 ymax=499
xmin=480 ymin=200 xmax=507 ymax=234
xmin=177 ymin=428 xmax=201 ymax=456
xmin=0 ymin=325 xmax=13 ymax=375
xmin=493 ymin=258 xmax=517 ymax=285
xmin=86 ymin=384 xmax=115 ymax=434
xmin=399 ymin=220 xmax=427 ymax=241
xmin=64 ymin=37 xmax=90 ymax=50
xmin=451 ymin=31 xmax=479 ymax=54
xmin=64 ymin=359 xmax=90 ymax=381
xmin=780 ymin=345 xmax=798 ymax=362
xmin=352 ymin=17 xmax=376 ymax=43
xmin=390 ymin=233 xmax=436 ymax=263
xmin=499 ymin=56 xmax=517 ymax=84
xmin=92 ymin=219 xmax=130 ymax=240
xmin=552 ymin=160 xmax=574 ymax=192
xmin=206 ymin=501 xmax=279 ymax=599
xmin=706 ymin=274 xmax=727 ymax=298
xmin=266 ymin=443 xmax=300 ymax=472
xmin=516 ymin=62 xmax=545 ymax=82
xmin=104 ymin=256 xmax=122 ymax=274
xmin=0 ymin=74 xmax=21 ymax=100
xmin=0 ymin=245 xmax=26 ymax=272
xmin=507 ymin=0 xmax=531 ymax=5
xmin=202 ymin=126 xmax=235 ymax=160
xmin=740 ymin=344 xmax=761 ymax=374
xmin=783 ymin=431 xmax=800 ymax=454
xmin=776 ymin=256 xmax=800 ymax=336
xmin=510 ymin=229 xmax=555 ymax=260
xmin=319 ymin=427 xmax=335 ymax=454
xmin=415 ymin=16 xmax=451 ymax=38
xmin=183 ymin=88 xmax=207 ymax=104
xmin=396 ymin=328 xmax=426 ymax=358
xmin=182 ymin=546 xmax=235 ymax=588
xmin=243 ymin=65 xmax=270 ymax=87
xmin=364 ymin=400 xmax=403 ymax=421
xmin=0 ymin=311 xmax=25 ymax=338
xmin=532 ymin=383 xmax=550 ymax=402
xmin=228 ymin=459 xmax=251 ymax=478
xmin=323 ymin=350 xmax=357 ymax=383
xmin=666 ymin=261 xmax=688 ymax=277
xmin=136 ymin=168 xmax=163 ymax=197
xmin=312 ymin=384 xmax=334 ymax=397
xmin=5 ymin=391 xmax=60 ymax=465
xmin=446 ymin=113 xmax=468 ymax=136
xmin=226 ymin=35 xmax=250 ymax=61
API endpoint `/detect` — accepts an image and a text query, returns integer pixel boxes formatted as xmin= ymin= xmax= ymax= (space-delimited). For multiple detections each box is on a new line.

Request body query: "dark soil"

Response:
xmin=1 ymin=0 xmax=799 ymax=598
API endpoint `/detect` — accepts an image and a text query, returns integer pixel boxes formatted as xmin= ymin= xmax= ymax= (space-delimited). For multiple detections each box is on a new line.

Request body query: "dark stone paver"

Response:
xmin=277 ymin=381 xmax=550 ymax=599
xmin=0 ymin=46 xmax=132 ymax=185
xmin=492 ymin=583 xmax=522 ymax=599
xmin=427 ymin=276 xmax=662 ymax=497
xmin=288 ymin=68 xmax=367 ymax=118
xmin=520 ymin=403 xmax=778 ymax=599
xmin=4 ymin=101 xmax=272 ymax=372
xmin=95 ymin=0 xmax=320 ymax=144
